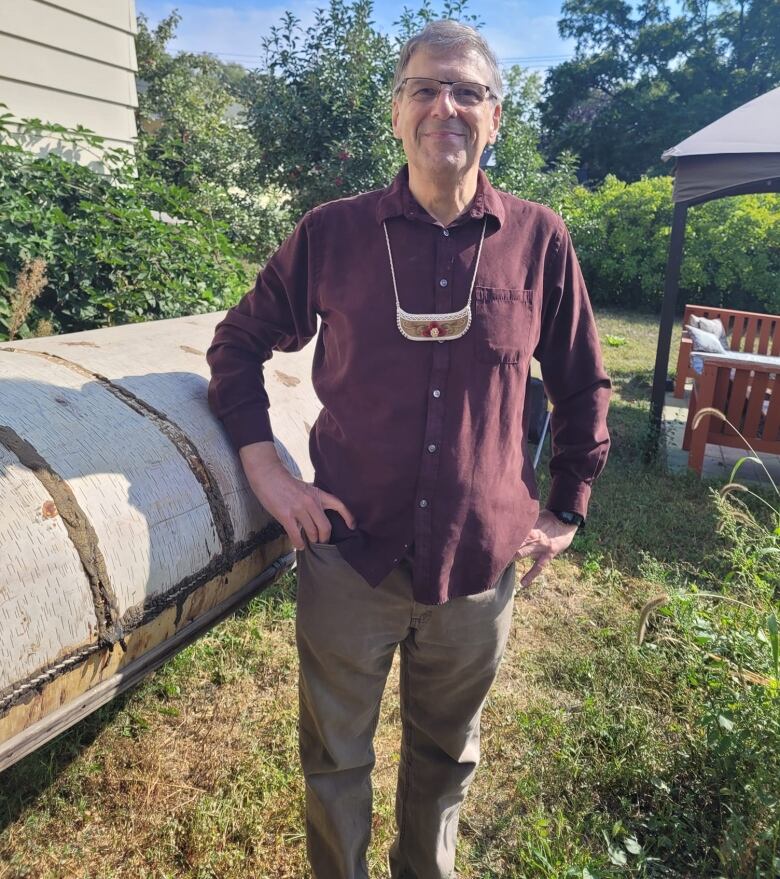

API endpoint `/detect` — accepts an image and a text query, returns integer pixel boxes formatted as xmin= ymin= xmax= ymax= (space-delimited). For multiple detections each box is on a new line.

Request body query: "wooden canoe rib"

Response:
xmin=0 ymin=313 xmax=320 ymax=771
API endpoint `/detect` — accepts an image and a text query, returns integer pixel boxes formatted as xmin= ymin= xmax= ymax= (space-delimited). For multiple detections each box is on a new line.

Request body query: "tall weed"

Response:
xmin=638 ymin=416 xmax=779 ymax=876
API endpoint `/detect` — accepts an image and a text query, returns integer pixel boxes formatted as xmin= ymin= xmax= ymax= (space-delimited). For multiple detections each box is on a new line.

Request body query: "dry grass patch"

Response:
xmin=0 ymin=586 xmax=305 ymax=879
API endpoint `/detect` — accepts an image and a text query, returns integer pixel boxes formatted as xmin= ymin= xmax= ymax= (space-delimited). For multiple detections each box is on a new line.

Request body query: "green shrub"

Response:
xmin=563 ymin=175 xmax=780 ymax=314
xmin=638 ymin=454 xmax=780 ymax=876
xmin=193 ymin=180 xmax=294 ymax=267
xmin=243 ymin=0 xmax=404 ymax=218
xmin=134 ymin=12 xmax=294 ymax=265
xmin=0 ymin=114 xmax=250 ymax=340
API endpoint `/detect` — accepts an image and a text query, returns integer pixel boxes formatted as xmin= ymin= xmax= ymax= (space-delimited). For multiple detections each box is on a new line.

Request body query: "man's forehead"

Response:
xmin=404 ymin=46 xmax=489 ymax=78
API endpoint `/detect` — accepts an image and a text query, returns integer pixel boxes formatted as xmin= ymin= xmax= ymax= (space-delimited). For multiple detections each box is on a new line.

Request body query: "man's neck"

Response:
xmin=407 ymin=165 xmax=480 ymax=227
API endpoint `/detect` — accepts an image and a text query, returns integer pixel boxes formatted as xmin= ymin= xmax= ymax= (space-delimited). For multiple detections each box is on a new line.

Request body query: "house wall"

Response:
xmin=0 ymin=0 xmax=138 ymax=158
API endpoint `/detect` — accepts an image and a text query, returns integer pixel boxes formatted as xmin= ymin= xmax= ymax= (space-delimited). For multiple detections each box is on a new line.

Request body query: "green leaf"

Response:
xmin=718 ymin=714 xmax=735 ymax=732
xmin=608 ymin=846 xmax=627 ymax=867
xmin=624 ymin=835 xmax=642 ymax=855
xmin=768 ymin=612 xmax=779 ymax=680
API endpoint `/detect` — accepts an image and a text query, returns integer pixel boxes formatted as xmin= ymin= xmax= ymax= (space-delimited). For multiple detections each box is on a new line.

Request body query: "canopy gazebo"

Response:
xmin=649 ymin=86 xmax=780 ymax=428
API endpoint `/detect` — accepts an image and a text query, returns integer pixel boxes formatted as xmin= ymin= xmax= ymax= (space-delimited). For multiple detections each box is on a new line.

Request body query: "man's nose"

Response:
xmin=431 ymin=86 xmax=458 ymax=117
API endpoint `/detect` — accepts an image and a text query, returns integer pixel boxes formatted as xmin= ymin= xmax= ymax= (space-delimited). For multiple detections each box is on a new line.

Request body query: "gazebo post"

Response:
xmin=649 ymin=201 xmax=688 ymax=432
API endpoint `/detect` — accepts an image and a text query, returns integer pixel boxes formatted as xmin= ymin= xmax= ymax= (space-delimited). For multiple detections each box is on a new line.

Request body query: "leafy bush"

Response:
xmin=0 ymin=114 xmax=250 ymax=340
xmin=242 ymin=0 xmax=403 ymax=217
xmin=135 ymin=11 xmax=294 ymax=264
xmin=563 ymin=175 xmax=780 ymax=314
xmin=638 ymin=447 xmax=779 ymax=876
xmin=488 ymin=65 xmax=579 ymax=214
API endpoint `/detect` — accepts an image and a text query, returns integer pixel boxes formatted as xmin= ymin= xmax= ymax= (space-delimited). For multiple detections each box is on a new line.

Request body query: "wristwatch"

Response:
xmin=549 ymin=509 xmax=585 ymax=528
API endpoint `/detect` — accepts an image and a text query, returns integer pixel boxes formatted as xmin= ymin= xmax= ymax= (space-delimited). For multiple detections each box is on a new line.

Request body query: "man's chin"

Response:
xmin=419 ymin=152 xmax=469 ymax=175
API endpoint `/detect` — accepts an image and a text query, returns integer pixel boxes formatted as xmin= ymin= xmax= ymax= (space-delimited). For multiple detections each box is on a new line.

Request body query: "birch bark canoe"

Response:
xmin=0 ymin=312 xmax=321 ymax=771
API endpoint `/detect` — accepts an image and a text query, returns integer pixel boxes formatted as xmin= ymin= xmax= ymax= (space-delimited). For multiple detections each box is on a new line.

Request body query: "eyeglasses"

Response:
xmin=399 ymin=77 xmax=493 ymax=107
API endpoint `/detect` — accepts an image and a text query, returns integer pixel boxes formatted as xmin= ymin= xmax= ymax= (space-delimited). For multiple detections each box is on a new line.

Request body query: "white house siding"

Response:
xmin=0 ymin=0 xmax=138 ymax=157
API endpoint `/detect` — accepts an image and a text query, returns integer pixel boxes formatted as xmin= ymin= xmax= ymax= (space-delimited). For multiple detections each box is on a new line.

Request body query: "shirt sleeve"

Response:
xmin=534 ymin=221 xmax=611 ymax=517
xmin=206 ymin=211 xmax=319 ymax=450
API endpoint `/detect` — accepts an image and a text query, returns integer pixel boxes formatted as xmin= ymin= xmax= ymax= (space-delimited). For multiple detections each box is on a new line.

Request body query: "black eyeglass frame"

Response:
xmin=396 ymin=77 xmax=496 ymax=104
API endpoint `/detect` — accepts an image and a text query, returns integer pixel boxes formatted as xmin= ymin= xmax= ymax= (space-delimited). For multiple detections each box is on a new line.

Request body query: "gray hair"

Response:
xmin=393 ymin=20 xmax=503 ymax=103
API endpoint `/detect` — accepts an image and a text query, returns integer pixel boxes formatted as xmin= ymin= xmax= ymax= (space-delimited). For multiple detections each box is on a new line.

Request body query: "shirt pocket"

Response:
xmin=473 ymin=287 xmax=534 ymax=365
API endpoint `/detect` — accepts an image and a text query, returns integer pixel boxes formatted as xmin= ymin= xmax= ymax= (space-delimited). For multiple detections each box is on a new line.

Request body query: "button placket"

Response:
xmin=435 ymin=227 xmax=452 ymax=313
xmin=414 ymin=338 xmax=449 ymax=595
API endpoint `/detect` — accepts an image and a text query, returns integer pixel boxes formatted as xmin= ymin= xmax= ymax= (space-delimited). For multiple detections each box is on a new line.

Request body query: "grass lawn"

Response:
xmin=1 ymin=308 xmax=778 ymax=879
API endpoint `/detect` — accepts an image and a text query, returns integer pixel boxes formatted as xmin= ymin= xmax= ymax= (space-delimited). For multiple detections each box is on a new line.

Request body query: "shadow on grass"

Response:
xmin=0 ymin=692 xmax=131 ymax=833
xmin=608 ymin=368 xmax=655 ymax=404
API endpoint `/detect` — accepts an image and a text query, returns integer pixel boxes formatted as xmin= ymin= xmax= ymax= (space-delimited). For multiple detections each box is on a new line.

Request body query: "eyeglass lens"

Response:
xmin=405 ymin=78 xmax=488 ymax=106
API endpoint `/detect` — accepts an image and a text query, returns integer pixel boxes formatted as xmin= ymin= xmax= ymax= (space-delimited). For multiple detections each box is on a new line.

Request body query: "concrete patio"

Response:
xmin=664 ymin=385 xmax=780 ymax=486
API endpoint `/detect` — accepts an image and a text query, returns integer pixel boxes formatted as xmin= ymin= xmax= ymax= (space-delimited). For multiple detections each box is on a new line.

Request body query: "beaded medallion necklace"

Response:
xmin=382 ymin=217 xmax=487 ymax=341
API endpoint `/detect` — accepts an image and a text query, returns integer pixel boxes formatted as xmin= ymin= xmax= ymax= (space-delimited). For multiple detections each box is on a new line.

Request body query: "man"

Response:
xmin=207 ymin=20 xmax=610 ymax=879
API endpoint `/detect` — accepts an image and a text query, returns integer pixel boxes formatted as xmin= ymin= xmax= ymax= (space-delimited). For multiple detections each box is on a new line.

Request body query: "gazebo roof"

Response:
xmin=661 ymin=86 xmax=780 ymax=205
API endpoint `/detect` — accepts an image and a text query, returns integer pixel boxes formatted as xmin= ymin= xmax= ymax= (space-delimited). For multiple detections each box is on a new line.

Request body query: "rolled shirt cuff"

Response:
xmin=220 ymin=407 xmax=275 ymax=451
xmin=546 ymin=475 xmax=592 ymax=519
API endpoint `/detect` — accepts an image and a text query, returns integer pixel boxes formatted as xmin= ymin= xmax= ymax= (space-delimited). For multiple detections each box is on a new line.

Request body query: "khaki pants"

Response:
xmin=296 ymin=543 xmax=515 ymax=879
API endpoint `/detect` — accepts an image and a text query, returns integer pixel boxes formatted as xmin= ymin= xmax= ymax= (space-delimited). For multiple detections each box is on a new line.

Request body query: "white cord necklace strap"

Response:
xmin=383 ymin=217 xmax=487 ymax=341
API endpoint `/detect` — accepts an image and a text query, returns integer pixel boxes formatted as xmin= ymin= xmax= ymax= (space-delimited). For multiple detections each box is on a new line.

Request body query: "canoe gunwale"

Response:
xmin=0 ymin=520 xmax=287 ymax=718
xmin=0 ymin=547 xmax=295 ymax=773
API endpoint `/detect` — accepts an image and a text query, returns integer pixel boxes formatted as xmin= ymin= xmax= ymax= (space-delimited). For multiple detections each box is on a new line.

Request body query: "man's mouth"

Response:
xmin=423 ymin=130 xmax=466 ymax=140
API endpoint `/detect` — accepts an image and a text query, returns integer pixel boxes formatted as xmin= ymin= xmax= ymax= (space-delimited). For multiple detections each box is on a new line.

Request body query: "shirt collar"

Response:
xmin=376 ymin=164 xmax=505 ymax=229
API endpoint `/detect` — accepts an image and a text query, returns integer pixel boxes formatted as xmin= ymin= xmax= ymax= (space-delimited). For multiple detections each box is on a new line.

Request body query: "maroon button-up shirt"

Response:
xmin=207 ymin=166 xmax=610 ymax=604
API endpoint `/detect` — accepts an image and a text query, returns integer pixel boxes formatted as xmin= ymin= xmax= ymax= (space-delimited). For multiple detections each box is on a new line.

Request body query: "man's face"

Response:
xmin=392 ymin=47 xmax=501 ymax=182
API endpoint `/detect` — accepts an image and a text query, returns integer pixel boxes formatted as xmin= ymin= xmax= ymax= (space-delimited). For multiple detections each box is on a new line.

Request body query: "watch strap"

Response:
xmin=549 ymin=509 xmax=585 ymax=528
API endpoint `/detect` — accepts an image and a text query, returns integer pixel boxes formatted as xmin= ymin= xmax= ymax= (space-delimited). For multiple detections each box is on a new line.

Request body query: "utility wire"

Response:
xmin=175 ymin=47 xmax=573 ymax=65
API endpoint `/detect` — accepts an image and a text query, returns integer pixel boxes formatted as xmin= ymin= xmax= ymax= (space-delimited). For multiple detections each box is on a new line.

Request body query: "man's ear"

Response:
xmin=489 ymin=102 xmax=501 ymax=145
xmin=391 ymin=99 xmax=401 ymax=139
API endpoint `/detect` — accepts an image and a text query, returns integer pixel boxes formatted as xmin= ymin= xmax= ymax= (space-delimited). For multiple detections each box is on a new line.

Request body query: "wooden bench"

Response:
xmin=674 ymin=305 xmax=780 ymax=399
xmin=682 ymin=351 xmax=780 ymax=476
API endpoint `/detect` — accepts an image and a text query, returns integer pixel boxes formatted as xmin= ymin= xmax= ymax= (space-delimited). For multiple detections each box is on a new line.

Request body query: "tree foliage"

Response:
xmin=488 ymin=66 xmax=578 ymax=213
xmin=6 ymin=0 xmax=775 ymax=342
xmin=541 ymin=0 xmax=780 ymax=181
xmin=135 ymin=11 xmax=250 ymax=192
xmin=135 ymin=12 xmax=292 ymax=263
xmin=242 ymin=0 xmax=520 ymax=216
xmin=562 ymin=175 xmax=780 ymax=312
xmin=137 ymin=0 xmax=569 ymax=257
xmin=0 ymin=114 xmax=249 ymax=341
xmin=242 ymin=0 xmax=403 ymax=217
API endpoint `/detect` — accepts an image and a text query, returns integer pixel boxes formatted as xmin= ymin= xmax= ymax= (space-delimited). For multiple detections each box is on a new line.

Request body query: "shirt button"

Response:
xmin=432 ymin=389 xmax=441 ymax=398
xmin=443 ymin=229 xmax=450 ymax=237
xmin=427 ymin=443 xmax=437 ymax=453
xmin=393 ymin=557 xmax=399 ymax=564
xmin=439 ymin=278 xmax=448 ymax=287
xmin=419 ymin=499 xmax=429 ymax=508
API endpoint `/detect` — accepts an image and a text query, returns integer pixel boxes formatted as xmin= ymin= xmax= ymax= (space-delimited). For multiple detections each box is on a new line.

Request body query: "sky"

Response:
xmin=134 ymin=0 xmax=576 ymax=72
